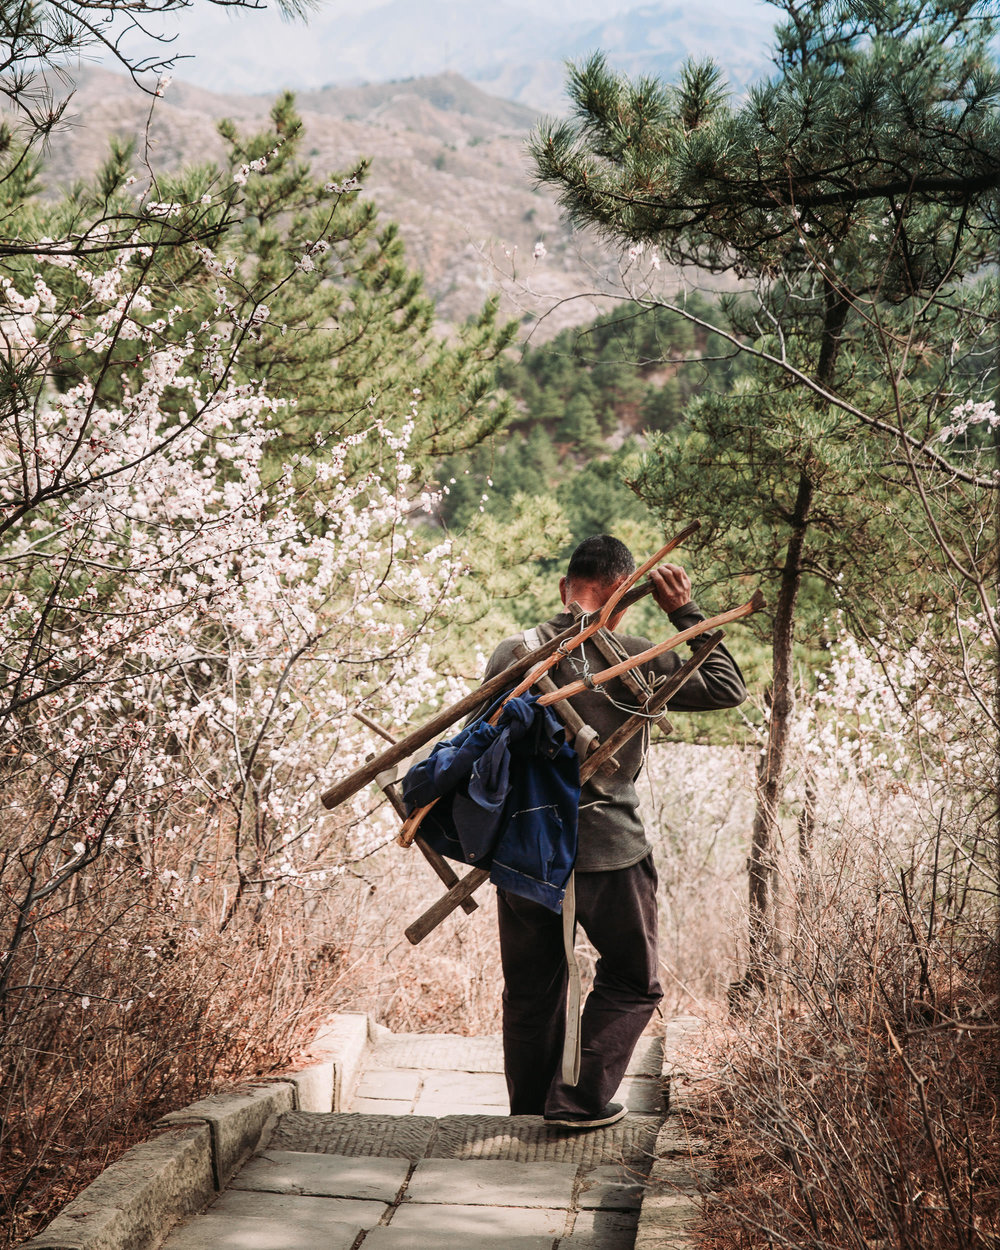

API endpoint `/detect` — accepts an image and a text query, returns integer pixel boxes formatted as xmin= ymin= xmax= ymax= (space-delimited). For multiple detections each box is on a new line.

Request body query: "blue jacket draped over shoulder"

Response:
xmin=401 ymin=693 xmax=580 ymax=913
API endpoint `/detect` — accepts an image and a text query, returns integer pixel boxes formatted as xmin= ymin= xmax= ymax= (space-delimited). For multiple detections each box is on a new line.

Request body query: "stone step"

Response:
xmin=350 ymin=1030 xmax=666 ymax=1117
xmin=162 ymin=1133 xmax=659 ymax=1250
xmin=361 ymin=1030 xmax=662 ymax=1078
xmin=21 ymin=1017 xmax=705 ymax=1250
xmin=268 ymin=1111 xmax=665 ymax=1168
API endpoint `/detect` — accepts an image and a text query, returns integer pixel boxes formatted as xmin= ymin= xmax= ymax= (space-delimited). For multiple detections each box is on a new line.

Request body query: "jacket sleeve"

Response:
xmin=654 ymin=600 xmax=748 ymax=711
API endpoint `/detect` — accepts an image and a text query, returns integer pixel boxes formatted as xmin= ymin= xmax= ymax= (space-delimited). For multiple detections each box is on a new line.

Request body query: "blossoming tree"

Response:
xmin=0 ymin=76 xmax=539 ymax=1241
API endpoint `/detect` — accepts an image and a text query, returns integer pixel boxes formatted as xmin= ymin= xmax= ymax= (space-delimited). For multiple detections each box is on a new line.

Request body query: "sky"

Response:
xmin=109 ymin=0 xmax=778 ymax=101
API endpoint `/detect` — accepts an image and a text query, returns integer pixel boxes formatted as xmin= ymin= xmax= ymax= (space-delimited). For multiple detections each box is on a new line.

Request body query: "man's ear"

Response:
xmin=559 ymin=576 xmax=568 ymax=605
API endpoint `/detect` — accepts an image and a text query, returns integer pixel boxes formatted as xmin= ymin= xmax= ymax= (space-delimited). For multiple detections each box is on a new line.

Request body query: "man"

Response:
xmin=481 ymin=534 xmax=747 ymax=1129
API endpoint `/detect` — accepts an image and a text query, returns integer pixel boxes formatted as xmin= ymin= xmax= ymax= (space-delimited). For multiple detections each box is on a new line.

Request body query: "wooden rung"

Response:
xmin=405 ymin=868 xmax=489 ymax=944
xmin=512 ymin=642 xmax=618 ymax=775
xmin=379 ymin=774 xmax=478 ymax=915
xmin=580 ymin=632 xmax=724 ymax=781
xmin=568 ymin=602 xmax=666 ymax=724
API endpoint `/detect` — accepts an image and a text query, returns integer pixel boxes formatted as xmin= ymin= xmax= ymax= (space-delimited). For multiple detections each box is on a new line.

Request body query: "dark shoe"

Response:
xmin=543 ymin=1102 xmax=627 ymax=1130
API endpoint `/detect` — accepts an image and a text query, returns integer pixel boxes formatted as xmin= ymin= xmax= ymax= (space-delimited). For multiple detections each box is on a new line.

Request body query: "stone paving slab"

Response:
xmin=418 ymin=1071 xmax=509 ymax=1104
xmin=268 ymin=1111 xmax=664 ymax=1169
xmin=413 ymin=1100 xmax=512 ymax=1118
xmin=230 ymin=1150 xmax=410 ymax=1201
xmin=24 ymin=1022 xmax=702 ymax=1250
xmin=310 ymin=1012 xmax=370 ymax=1110
xmin=405 ymin=1159 xmax=577 ymax=1208
xmin=363 ymin=1033 xmax=662 ymax=1079
xmin=617 ymin=1076 xmax=664 ymax=1114
xmin=648 ymin=1125 xmax=711 ymax=1157
xmin=647 ymin=1155 xmax=713 ymax=1195
xmin=284 ymin=1060 xmax=334 ymax=1113
xmin=577 ymin=1165 xmax=645 ymax=1211
xmin=268 ymin=1112 xmax=438 ymax=1158
xmin=564 ymin=1208 xmax=640 ymax=1249
xmin=387 ymin=1201 xmax=568 ymax=1237
xmin=161 ymin=1211 xmax=363 ymax=1250
xmin=624 ymin=1036 xmax=663 ymax=1079
xmin=356 ymin=1070 xmax=421 ymax=1101
xmin=20 ymin=1124 xmax=214 ymax=1250
xmin=353 ymin=1097 xmax=415 ymax=1115
xmin=632 ymin=1191 xmax=701 ymax=1250
xmin=366 ymin=1034 xmax=505 ymax=1072
xmin=360 ymin=1230 xmax=556 ymax=1249
xmin=209 ymin=1188 xmax=387 ymax=1226
xmin=158 ymin=1083 xmax=295 ymax=1188
xmin=428 ymin=1114 xmax=663 ymax=1166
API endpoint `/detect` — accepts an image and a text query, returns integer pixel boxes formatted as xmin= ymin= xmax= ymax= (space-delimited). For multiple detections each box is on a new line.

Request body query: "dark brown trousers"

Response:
xmin=497 ymin=853 xmax=663 ymax=1117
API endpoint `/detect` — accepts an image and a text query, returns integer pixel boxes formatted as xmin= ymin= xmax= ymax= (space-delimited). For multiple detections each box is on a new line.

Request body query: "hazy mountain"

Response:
xmin=43 ymin=67 xmax=630 ymax=333
xmin=133 ymin=0 xmax=776 ymax=111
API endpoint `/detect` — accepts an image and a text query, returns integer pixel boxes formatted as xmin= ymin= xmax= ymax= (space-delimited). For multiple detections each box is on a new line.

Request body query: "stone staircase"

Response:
xmin=22 ymin=1018 xmax=710 ymax=1250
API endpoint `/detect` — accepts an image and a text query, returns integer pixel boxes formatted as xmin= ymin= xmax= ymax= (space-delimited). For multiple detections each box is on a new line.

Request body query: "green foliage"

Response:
xmin=531 ymin=0 xmax=999 ymax=652
xmin=433 ymin=294 xmax=757 ymax=639
xmin=531 ymin=0 xmax=1000 ymax=981
xmin=557 ymin=445 xmax=649 ymax=550
xmin=557 ymin=392 xmax=603 ymax=447
xmin=532 ymin=4 xmax=1000 ymax=278
xmin=2 ymin=94 xmax=518 ymax=503
xmin=437 ymin=293 xmax=750 ymax=547
xmin=193 ymin=95 xmax=516 ymax=477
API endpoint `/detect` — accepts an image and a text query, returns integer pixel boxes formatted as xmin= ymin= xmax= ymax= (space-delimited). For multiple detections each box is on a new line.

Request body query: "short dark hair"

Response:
xmin=566 ymin=535 xmax=635 ymax=587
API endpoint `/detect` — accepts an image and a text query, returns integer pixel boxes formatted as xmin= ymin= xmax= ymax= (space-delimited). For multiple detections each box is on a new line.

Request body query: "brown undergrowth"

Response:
xmin=1 ymin=886 xmax=353 ymax=1246
xmin=688 ymin=859 xmax=999 ymax=1250
xmin=0 ymin=817 xmax=504 ymax=1248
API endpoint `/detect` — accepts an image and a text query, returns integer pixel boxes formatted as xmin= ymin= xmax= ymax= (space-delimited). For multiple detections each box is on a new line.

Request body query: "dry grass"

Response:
xmin=684 ymin=838 xmax=999 ymax=1250
xmin=6 ymin=732 xmax=994 ymax=1250
xmin=0 ymin=740 xmax=741 ymax=1244
xmin=641 ymin=741 xmax=755 ymax=1012
xmin=331 ymin=838 xmax=503 ymax=1037
xmin=0 ymin=812 xmax=505 ymax=1247
xmin=1 ymin=879 xmax=353 ymax=1244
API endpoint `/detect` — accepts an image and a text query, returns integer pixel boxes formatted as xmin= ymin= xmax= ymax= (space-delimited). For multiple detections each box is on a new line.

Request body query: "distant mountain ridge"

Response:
xmin=45 ymin=67 xmax=627 ymax=334
xmin=145 ymin=0 xmax=775 ymax=111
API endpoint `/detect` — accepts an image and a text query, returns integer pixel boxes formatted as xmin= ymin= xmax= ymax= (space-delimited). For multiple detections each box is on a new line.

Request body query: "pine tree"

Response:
xmin=531 ymin=0 xmax=1000 ymax=992
xmin=557 ymin=392 xmax=604 ymax=449
xmin=211 ymin=95 xmax=516 ymax=470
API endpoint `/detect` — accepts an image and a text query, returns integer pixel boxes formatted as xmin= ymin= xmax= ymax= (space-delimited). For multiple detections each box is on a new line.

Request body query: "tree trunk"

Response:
xmin=732 ymin=284 xmax=845 ymax=1006
xmin=736 ymin=471 xmax=814 ymax=996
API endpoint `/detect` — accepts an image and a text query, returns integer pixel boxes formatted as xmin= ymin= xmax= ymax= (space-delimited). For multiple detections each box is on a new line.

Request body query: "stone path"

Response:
xmin=158 ymin=1029 xmax=674 ymax=1249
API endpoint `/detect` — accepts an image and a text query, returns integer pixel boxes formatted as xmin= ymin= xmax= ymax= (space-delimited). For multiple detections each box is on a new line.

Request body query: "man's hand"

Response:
xmin=649 ymin=564 xmax=692 ymax=614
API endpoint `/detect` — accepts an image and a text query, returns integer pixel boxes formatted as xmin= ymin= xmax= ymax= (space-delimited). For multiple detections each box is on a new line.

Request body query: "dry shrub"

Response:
xmin=691 ymin=825 xmax=999 ymax=1250
xmin=0 ymin=785 xmax=510 ymax=1248
xmin=321 ymin=835 xmax=504 ymax=1037
xmin=0 ymin=821 xmax=376 ymax=1247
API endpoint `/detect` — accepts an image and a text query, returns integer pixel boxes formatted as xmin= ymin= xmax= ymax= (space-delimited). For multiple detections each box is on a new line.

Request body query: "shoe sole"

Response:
xmin=543 ymin=1106 xmax=628 ymax=1130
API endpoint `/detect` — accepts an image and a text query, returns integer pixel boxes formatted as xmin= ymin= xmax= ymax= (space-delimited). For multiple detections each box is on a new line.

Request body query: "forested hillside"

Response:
xmin=440 ymin=297 xmax=748 ymax=550
xmin=39 ymin=67 xmax=626 ymax=333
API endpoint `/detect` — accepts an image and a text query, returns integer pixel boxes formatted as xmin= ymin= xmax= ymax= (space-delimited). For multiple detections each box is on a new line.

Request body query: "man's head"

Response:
xmin=560 ymin=535 xmax=635 ymax=616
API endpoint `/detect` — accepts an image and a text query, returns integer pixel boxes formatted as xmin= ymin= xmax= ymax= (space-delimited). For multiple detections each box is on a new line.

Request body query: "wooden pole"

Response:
xmin=404 ymin=868 xmax=489 ymax=945
xmin=352 ymin=712 xmax=479 ymax=916
xmin=401 ymin=628 xmax=735 ymax=944
xmin=538 ymin=591 xmax=764 ymax=707
xmin=579 ymin=632 xmax=725 ymax=781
